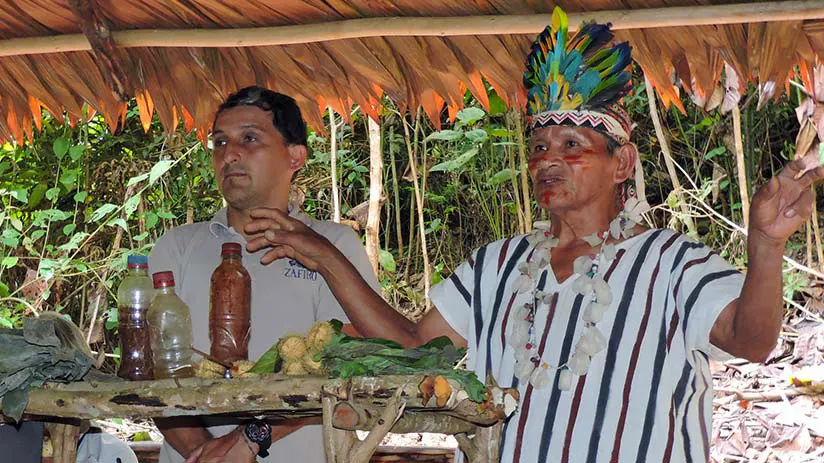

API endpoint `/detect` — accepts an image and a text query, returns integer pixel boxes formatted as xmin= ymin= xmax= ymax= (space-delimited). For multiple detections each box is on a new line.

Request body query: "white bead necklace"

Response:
xmin=505 ymin=198 xmax=646 ymax=390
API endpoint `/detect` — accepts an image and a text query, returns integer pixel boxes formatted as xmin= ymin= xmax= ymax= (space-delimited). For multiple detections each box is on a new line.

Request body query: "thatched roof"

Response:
xmin=0 ymin=0 xmax=822 ymax=141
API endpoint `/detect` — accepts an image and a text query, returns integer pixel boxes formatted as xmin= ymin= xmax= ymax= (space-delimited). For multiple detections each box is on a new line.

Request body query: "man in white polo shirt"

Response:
xmin=148 ymin=86 xmax=379 ymax=463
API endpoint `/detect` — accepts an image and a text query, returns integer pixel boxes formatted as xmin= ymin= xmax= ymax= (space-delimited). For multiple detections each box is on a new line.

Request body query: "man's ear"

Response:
xmin=613 ymin=143 xmax=637 ymax=185
xmin=287 ymin=144 xmax=308 ymax=174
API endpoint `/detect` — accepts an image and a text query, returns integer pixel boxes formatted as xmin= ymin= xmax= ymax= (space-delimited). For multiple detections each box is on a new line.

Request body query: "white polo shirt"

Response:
xmin=149 ymin=207 xmax=380 ymax=463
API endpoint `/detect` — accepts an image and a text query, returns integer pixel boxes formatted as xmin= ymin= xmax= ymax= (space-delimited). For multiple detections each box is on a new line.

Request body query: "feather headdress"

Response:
xmin=524 ymin=7 xmax=633 ymax=144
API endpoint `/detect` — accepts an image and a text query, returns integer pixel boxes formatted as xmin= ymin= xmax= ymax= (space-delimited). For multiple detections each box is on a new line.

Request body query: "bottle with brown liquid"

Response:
xmin=148 ymin=271 xmax=195 ymax=379
xmin=116 ymin=255 xmax=154 ymax=380
xmin=209 ymin=242 xmax=251 ymax=363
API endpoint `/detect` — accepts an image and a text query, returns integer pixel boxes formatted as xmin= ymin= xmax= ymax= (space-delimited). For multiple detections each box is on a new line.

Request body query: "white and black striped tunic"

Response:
xmin=430 ymin=229 xmax=743 ymax=463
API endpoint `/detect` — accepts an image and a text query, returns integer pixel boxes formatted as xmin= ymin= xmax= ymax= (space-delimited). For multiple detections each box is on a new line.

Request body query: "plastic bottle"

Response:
xmin=116 ymin=255 xmax=155 ymax=380
xmin=209 ymin=242 xmax=251 ymax=363
xmin=148 ymin=271 xmax=195 ymax=379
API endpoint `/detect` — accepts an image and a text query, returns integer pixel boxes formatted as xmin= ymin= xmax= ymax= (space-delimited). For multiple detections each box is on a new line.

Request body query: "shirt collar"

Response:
xmin=209 ymin=204 xmax=312 ymax=240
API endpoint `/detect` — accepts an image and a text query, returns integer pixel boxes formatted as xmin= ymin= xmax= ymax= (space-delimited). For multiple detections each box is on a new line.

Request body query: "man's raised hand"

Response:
xmin=244 ymin=207 xmax=337 ymax=269
xmin=750 ymin=150 xmax=824 ymax=246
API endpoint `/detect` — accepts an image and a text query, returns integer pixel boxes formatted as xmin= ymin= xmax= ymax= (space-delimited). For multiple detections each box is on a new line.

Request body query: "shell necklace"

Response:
xmin=505 ymin=198 xmax=645 ymax=390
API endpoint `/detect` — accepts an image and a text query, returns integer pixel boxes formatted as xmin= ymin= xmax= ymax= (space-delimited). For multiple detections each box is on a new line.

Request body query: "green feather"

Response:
xmin=523 ymin=7 xmax=632 ymax=115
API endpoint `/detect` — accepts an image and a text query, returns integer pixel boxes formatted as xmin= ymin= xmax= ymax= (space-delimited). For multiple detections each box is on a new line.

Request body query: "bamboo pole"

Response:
xmin=514 ymin=113 xmax=533 ymax=231
xmin=732 ymin=105 xmax=751 ymax=229
xmin=506 ymin=114 xmax=525 ymax=234
xmin=645 ymin=75 xmax=698 ymax=235
xmin=329 ymin=108 xmax=341 ymax=223
xmin=402 ymin=111 xmax=431 ymax=308
xmin=366 ymin=116 xmax=383 ymax=276
xmin=389 ymin=128 xmax=404 ymax=256
xmin=2 ymin=1 xmax=824 ymax=56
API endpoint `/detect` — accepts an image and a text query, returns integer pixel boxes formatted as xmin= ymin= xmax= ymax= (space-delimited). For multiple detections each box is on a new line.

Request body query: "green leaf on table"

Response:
xmin=249 ymin=342 xmax=282 ymax=374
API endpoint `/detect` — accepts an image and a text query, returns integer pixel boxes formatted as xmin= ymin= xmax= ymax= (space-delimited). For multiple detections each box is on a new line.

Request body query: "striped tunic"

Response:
xmin=430 ymin=229 xmax=743 ymax=463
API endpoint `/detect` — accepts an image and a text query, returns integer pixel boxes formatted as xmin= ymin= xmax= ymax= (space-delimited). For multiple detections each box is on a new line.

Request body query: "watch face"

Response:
xmin=246 ymin=421 xmax=271 ymax=443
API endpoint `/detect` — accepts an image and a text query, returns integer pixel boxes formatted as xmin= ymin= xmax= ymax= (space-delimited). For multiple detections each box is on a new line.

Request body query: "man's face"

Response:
xmin=527 ymin=125 xmax=626 ymax=211
xmin=211 ymin=106 xmax=304 ymax=210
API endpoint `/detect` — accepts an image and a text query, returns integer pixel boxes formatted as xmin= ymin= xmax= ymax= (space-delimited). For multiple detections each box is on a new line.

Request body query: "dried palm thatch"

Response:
xmin=0 ymin=0 xmax=821 ymax=142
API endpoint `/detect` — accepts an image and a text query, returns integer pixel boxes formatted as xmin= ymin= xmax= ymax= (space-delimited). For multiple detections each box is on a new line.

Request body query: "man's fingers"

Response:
xmin=260 ymin=245 xmax=296 ymax=265
xmin=796 ymin=164 xmax=824 ymax=188
xmin=184 ymin=446 xmax=203 ymax=463
xmin=786 ymin=189 xmax=814 ymax=219
xmin=245 ymin=217 xmax=292 ymax=235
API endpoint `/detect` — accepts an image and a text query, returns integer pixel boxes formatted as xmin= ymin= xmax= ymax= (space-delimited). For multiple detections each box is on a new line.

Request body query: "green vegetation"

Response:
xmin=0 ymin=70 xmax=819 ymax=372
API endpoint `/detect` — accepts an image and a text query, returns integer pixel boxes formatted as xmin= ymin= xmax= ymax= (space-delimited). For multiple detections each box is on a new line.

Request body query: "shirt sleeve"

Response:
xmin=672 ymin=240 xmax=744 ymax=359
xmin=148 ymin=228 xmax=182 ymax=280
xmin=428 ymin=248 xmax=483 ymax=343
xmin=315 ymin=227 xmax=381 ymax=323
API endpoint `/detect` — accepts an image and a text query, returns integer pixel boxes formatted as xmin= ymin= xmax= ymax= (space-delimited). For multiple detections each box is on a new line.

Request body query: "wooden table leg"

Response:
xmin=44 ymin=421 xmax=83 ymax=463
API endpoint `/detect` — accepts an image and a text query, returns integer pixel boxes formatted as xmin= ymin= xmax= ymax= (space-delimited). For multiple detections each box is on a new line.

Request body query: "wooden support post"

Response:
xmin=329 ymin=108 xmax=341 ymax=223
xmin=45 ymin=421 xmax=83 ymax=463
xmin=322 ymin=387 xmax=406 ymax=463
xmin=731 ymin=105 xmax=751 ymax=229
xmin=366 ymin=116 xmax=384 ymax=276
xmin=455 ymin=422 xmax=504 ymax=463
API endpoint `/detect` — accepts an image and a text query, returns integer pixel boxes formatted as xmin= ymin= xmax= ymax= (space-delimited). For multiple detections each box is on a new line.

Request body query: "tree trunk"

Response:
xmin=366 ymin=116 xmax=383 ymax=276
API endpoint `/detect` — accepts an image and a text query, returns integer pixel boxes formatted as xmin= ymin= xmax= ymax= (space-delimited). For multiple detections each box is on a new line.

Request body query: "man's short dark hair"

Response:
xmin=214 ymin=86 xmax=308 ymax=147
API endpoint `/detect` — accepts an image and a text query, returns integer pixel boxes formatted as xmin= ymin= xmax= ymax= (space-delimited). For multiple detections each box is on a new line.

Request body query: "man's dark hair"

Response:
xmin=605 ymin=135 xmax=620 ymax=155
xmin=214 ymin=86 xmax=308 ymax=147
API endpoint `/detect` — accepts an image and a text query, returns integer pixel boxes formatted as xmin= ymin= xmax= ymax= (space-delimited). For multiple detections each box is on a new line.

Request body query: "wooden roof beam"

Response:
xmin=1 ymin=0 xmax=823 ymax=57
xmin=69 ymin=0 xmax=134 ymax=101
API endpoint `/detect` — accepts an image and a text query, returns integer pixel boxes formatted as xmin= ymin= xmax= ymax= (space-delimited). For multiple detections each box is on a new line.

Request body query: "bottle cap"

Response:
xmin=221 ymin=242 xmax=243 ymax=256
xmin=127 ymin=255 xmax=148 ymax=268
xmin=152 ymin=271 xmax=175 ymax=288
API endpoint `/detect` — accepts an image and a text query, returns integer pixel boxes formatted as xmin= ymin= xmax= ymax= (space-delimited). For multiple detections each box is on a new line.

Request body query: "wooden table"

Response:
xmin=9 ymin=374 xmax=518 ymax=463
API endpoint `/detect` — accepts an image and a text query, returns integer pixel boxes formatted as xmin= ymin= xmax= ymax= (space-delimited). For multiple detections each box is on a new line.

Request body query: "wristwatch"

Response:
xmin=243 ymin=420 xmax=272 ymax=458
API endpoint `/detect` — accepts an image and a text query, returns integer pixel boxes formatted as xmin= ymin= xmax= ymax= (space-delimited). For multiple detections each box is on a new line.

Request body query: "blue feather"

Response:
xmin=523 ymin=7 xmax=632 ymax=116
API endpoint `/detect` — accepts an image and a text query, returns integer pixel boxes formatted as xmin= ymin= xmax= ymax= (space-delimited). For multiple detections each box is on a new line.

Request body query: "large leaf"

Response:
xmin=149 ymin=160 xmax=174 ymax=185
xmin=429 ymin=148 xmax=478 ymax=173
xmin=124 ymin=195 xmax=140 ymax=218
xmin=425 ymin=130 xmax=463 ymax=142
xmin=89 ymin=203 xmax=118 ymax=222
xmin=488 ymin=169 xmax=514 ymax=186
xmin=464 ymin=129 xmax=488 ymax=145
xmin=53 ymin=137 xmax=70 ymax=160
xmin=378 ymin=249 xmax=396 ymax=273
xmin=456 ymin=107 xmax=486 ymax=126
